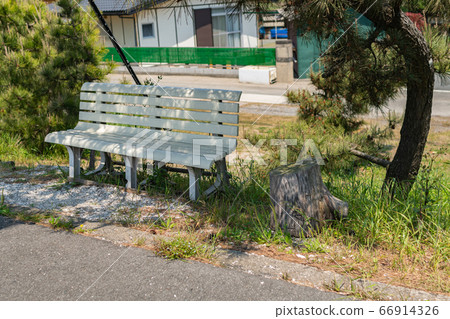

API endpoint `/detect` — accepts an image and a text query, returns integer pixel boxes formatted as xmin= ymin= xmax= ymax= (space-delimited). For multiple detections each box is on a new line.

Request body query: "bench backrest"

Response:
xmin=78 ymin=82 xmax=241 ymax=137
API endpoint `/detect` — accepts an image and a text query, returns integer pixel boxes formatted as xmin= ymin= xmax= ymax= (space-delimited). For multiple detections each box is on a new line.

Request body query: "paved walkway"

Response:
xmin=0 ymin=216 xmax=343 ymax=301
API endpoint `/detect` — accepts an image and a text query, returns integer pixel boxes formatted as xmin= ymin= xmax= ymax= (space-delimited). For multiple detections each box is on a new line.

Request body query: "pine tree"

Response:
xmin=231 ymin=0 xmax=449 ymax=195
xmin=0 ymin=0 xmax=113 ymax=153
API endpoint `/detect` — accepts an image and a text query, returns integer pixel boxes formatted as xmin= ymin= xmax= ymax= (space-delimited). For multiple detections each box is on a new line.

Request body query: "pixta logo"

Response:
xmin=124 ymin=129 xmax=324 ymax=168
xmin=238 ymin=138 xmax=324 ymax=166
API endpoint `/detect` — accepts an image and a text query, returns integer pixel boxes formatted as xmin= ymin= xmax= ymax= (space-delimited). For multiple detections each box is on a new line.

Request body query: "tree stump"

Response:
xmin=269 ymin=160 xmax=348 ymax=237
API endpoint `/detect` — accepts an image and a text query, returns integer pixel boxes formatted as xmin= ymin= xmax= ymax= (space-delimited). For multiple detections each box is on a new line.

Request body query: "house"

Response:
xmin=78 ymin=0 xmax=259 ymax=48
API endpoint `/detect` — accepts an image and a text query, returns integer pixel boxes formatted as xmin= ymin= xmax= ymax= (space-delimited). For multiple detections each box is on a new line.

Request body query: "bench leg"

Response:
xmin=88 ymin=150 xmax=96 ymax=170
xmin=187 ymin=167 xmax=202 ymax=201
xmin=217 ymin=158 xmax=230 ymax=186
xmin=124 ymin=156 xmax=138 ymax=189
xmin=65 ymin=146 xmax=81 ymax=179
xmin=85 ymin=152 xmax=113 ymax=176
xmin=203 ymin=159 xmax=229 ymax=197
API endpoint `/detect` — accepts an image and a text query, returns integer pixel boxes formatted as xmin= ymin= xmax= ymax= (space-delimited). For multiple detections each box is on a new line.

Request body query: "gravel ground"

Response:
xmin=0 ymin=165 xmax=193 ymax=223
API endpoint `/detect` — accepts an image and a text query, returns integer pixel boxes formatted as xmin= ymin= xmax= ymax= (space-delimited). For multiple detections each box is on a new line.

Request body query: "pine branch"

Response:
xmin=349 ymin=149 xmax=391 ymax=167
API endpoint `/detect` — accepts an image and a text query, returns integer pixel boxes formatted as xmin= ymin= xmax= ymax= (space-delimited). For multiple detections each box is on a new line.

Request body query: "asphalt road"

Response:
xmin=108 ymin=74 xmax=449 ymax=117
xmin=0 ymin=216 xmax=343 ymax=301
xmin=381 ymin=89 xmax=449 ymax=118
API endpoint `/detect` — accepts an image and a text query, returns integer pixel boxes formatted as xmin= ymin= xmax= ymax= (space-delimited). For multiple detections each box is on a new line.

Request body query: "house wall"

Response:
xmin=99 ymin=15 xmax=136 ymax=47
xmin=241 ymin=14 xmax=258 ymax=48
xmin=137 ymin=10 xmax=159 ymax=47
xmin=121 ymin=16 xmax=137 ymax=46
xmin=156 ymin=8 xmax=178 ymax=47
xmin=135 ymin=0 xmax=258 ymax=48
xmin=175 ymin=7 xmax=196 ymax=47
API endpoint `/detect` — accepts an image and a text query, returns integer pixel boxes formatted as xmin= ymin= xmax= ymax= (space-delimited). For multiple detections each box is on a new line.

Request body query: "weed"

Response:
xmin=72 ymin=224 xmax=93 ymax=234
xmin=154 ymin=216 xmax=175 ymax=230
xmin=48 ymin=216 xmax=74 ymax=230
xmin=143 ymin=75 xmax=162 ymax=86
xmin=17 ymin=212 xmax=49 ymax=223
xmin=325 ymin=279 xmax=387 ymax=300
xmin=324 ymin=278 xmax=345 ymax=293
xmin=154 ymin=234 xmax=215 ymax=260
xmin=0 ymin=205 xmax=14 ymax=218
xmin=0 ymin=205 xmax=49 ymax=223
xmin=301 ymin=238 xmax=329 ymax=253
xmin=348 ymin=281 xmax=387 ymax=301
xmin=56 ymin=165 xmax=69 ymax=179
xmin=119 ymin=76 xmax=131 ymax=85
xmin=281 ymin=272 xmax=291 ymax=281
xmin=133 ymin=236 xmax=147 ymax=246
xmin=112 ymin=207 xmax=141 ymax=226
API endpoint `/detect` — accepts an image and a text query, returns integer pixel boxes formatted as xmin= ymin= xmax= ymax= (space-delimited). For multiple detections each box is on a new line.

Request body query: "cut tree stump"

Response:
xmin=269 ymin=160 xmax=348 ymax=237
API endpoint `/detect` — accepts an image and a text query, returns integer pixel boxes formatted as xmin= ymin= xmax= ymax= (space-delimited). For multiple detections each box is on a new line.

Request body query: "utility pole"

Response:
xmin=87 ymin=0 xmax=141 ymax=85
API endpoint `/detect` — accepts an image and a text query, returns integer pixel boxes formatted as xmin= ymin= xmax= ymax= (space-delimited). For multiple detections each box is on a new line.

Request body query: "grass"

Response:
xmin=111 ymin=206 xmax=142 ymax=226
xmin=1 ymin=113 xmax=449 ymax=295
xmin=281 ymin=272 xmax=292 ymax=281
xmin=0 ymin=203 xmax=76 ymax=233
xmin=154 ymin=234 xmax=216 ymax=261
xmin=48 ymin=216 xmax=74 ymax=230
xmin=72 ymin=224 xmax=93 ymax=234
xmin=0 ymin=204 xmax=51 ymax=224
xmin=324 ymin=279 xmax=387 ymax=301
xmin=133 ymin=236 xmax=147 ymax=246
xmin=0 ymin=133 xmax=66 ymax=167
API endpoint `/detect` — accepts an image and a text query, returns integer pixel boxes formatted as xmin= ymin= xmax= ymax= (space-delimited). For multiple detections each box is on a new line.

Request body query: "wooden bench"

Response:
xmin=45 ymin=82 xmax=241 ymax=200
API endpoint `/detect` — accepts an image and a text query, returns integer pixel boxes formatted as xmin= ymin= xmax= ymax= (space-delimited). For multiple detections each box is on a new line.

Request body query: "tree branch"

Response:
xmin=349 ymin=149 xmax=391 ymax=167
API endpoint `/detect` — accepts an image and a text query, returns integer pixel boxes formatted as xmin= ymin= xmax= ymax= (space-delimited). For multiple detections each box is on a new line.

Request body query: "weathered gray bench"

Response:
xmin=45 ymin=82 xmax=241 ymax=200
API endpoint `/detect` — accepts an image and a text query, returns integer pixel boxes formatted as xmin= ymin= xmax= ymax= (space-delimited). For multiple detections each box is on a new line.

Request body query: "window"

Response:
xmin=212 ymin=8 xmax=240 ymax=48
xmin=142 ymin=23 xmax=154 ymax=38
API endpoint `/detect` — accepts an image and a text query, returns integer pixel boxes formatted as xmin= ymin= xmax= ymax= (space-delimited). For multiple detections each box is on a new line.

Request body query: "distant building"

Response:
xmin=52 ymin=0 xmax=260 ymax=48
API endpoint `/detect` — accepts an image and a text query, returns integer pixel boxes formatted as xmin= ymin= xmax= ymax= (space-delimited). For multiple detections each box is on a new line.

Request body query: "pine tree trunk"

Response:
xmin=384 ymin=12 xmax=434 ymax=194
xmin=364 ymin=8 xmax=435 ymax=195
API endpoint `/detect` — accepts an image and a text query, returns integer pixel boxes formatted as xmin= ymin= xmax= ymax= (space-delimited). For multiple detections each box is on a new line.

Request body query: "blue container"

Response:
xmin=270 ymin=28 xmax=288 ymax=39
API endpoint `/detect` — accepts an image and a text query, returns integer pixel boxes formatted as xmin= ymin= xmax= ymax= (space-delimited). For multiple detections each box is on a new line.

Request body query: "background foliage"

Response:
xmin=0 ymin=0 xmax=113 ymax=153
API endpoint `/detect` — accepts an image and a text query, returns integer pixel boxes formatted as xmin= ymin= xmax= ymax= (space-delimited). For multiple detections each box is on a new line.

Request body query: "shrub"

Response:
xmin=286 ymin=89 xmax=362 ymax=132
xmin=0 ymin=0 xmax=113 ymax=153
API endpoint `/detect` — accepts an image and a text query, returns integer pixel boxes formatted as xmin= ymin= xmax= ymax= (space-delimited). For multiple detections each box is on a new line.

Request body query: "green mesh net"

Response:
xmin=103 ymin=47 xmax=276 ymax=66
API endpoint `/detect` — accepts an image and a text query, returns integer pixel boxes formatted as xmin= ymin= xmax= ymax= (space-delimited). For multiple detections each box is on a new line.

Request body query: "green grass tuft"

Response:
xmin=48 ymin=216 xmax=74 ymax=230
xmin=154 ymin=235 xmax=216 ymax=260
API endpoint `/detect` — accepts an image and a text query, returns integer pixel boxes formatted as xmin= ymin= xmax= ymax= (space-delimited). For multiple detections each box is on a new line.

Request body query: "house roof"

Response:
xmin=48 ymin=0 xmax=170 ymax=16
xmin=91 ymin=0 xmax=135 ymax=14
xmin=91 ymin=0 xmax=170 ymax=15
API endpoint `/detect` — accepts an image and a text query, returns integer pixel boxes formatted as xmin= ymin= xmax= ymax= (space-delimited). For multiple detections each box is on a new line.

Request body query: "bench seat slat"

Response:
xmin=79 ymin=101 xmax=238 ymax=124
xmin=78 ymin=111 xmax=239 ymax=136
xmin=80 ymin=92 xmax=239 ymax=113
xmin=72 ymin=122 xmax=238 ymax=148
xmin=52 ymin=130 xmax=236 ymax=155
xmin=45 ymin=131 xmax=229 ymax=169
xmin=81 ymin=82 xmax=242 ymax=102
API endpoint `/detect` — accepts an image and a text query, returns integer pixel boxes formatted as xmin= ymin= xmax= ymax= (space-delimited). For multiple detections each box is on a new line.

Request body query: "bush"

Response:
xmin=0 ymin=0 xmax=113 ymax=153
xmin=286 ymin=89 xmax=362 ymax=132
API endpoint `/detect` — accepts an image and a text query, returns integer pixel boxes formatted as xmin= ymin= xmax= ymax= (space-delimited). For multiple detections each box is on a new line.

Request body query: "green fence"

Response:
xmin=296 ymin=9 xmax=375 ymax=78
xmin=103 ymin=47 xmax=276 ymax=66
